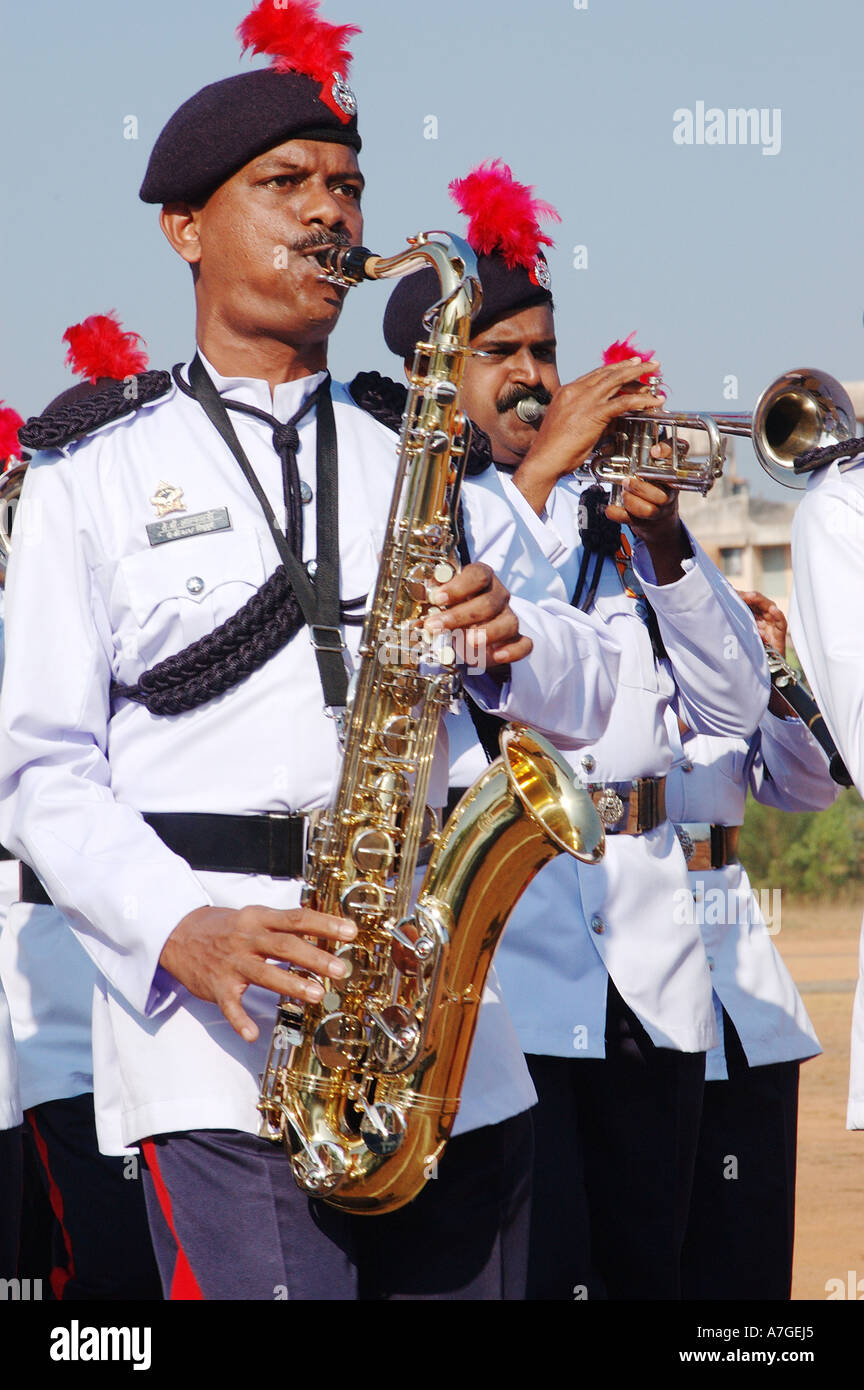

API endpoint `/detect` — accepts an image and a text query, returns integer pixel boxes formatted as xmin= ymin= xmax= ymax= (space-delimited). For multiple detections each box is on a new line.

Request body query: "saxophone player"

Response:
xmin=0 ymin=2 xmax=622 ymax=1301
xmin=384 ymin=159 xmax=772 ymax=1299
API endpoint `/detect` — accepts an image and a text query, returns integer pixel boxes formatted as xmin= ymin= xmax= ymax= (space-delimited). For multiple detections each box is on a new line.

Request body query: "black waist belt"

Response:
xmin=20 ymin=811 xmax=311 ymax=906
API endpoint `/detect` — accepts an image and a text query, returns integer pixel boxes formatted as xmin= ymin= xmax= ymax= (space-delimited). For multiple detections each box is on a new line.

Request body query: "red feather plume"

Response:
xmin=62 ymin=312 xmax=149 ymax=384
xmin=238 ymin=0 xmax=360 ymax=83
xmin=602 ymin=331 xmax=656 ymax=384
xmin=0 ymin=403 xmax=24 ymax=465
xmin=449 ymin=159 xmax=561 ymax=271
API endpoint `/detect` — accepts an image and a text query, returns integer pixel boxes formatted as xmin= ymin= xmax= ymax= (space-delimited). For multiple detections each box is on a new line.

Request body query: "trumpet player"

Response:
xmin=0 ymin=2 xmax=623 ymax=1302
xmin=385 ymin=158 xmax=772 ymax=1300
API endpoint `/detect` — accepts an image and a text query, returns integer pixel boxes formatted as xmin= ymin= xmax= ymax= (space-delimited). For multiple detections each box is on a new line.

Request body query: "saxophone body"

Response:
xmin=258 ymin=233 xmax=604 ymax=1214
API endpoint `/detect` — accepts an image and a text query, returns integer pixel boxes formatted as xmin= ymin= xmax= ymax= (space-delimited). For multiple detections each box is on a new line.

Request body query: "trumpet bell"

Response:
xmin=751 ymin=368 xmax=857 ymax=490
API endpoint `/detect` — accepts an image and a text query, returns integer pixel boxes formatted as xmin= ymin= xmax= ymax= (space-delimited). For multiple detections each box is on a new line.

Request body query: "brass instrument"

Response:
xmin=517 ymin=368 xmax=858 ymax=498
xmin=257 ymin=232 xmax=604 ymax=1215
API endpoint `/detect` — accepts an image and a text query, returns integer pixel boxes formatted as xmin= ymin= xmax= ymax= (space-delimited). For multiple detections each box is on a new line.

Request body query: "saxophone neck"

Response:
xmin=317 ymin=233 xmax=482 ymax=330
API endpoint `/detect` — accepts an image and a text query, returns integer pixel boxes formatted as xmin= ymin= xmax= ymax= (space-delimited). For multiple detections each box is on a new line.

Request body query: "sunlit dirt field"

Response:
xmin=773 ymin=902 xmax=863 ymax=1301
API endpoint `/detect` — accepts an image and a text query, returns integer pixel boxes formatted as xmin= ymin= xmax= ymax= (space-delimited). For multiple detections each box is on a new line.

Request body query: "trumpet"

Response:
xmin=516 ymin=368 xmax=858 ymax=498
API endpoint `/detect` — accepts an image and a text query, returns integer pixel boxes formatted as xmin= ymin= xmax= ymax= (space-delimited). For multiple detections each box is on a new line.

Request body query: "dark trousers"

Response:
xmin=526 ymin=981 xmax=705 ymax=1301
xmin=141 ymin=1110 xmax=532 ymax=1301
xmin=681 ymin=1016 xmax=800 ymax=1301
xmin=26 ymin=1093 xmax=162 ymax=1300
xmin=0 ymin=1126 xmax=22 ymax=1280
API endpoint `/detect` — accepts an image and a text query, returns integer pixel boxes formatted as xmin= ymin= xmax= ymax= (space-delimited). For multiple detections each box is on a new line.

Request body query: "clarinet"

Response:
xmin=765 ymin=646 xmax=853 ymax=787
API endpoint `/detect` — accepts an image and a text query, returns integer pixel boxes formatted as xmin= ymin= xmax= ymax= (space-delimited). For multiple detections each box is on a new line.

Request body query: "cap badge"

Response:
xmin=532 ymin=257 xmax=552 ymax=291
xmin=150 ymin=482 xmax=186 ymax=518
xmin=331 ymin=72 xmax=357 ymax=117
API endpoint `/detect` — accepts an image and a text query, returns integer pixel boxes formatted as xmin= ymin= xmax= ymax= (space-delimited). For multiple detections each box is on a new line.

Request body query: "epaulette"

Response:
xmin=18 ymin=371 xmax=173 ymax=452
xmin=794 ymin=436 xmax=864 ymax=477
xmin=348 ymin=370 xmax=493 ymax=476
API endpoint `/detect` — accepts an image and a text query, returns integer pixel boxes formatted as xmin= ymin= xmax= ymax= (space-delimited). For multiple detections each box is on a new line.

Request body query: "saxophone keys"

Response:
xmin=340 ymin=880 xmax=386 ymax=920
xmin=372 ymin=768 xmax=411 ymax=812
xmin=357 ymin=1100 xmax=407 ymax=1157
xmin=369 ymin=1005 xmax=421 ymax=1069
xmin=351 ymin=828 xmax=396 ymax=875
xmin=379 ymin=716 xmax=412 ymax=758
xmin=313 ymin=1013 xmax=369 ymax=1070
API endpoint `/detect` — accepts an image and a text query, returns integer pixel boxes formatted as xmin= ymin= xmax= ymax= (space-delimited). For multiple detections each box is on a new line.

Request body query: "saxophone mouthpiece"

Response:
xmin=515 ymin=397 xmax=547 ymax=425
xmin=316 ymin=245 xmax=381 ymax=288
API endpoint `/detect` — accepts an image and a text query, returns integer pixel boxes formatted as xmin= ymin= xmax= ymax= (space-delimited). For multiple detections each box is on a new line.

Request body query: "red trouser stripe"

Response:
xmin=140 ymin=1139 xmax=204 ymax=1301
xmin=26 ymin=1110 xmax=74 ymax=1301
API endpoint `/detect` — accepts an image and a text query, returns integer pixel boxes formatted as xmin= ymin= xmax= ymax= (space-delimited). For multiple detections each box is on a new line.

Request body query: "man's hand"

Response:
xmin=606 ymin=475 xmax=692 ymax=586
xmin=739 ymin=590 xmax=787 ymax=655
xmin=740 ymin=590 xmax=792 ymax=719
xmin=425 ymin=561 xmax=532 ymax=675
xmin=514 ymin=357 xmax=662 ymax=513
xmin=160 ymin=905 xmax=358 ymax=1042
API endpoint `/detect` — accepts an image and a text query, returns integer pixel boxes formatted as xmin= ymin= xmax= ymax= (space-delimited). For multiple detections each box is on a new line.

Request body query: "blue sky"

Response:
xmin=3 ymin=0 xmax=863 ymax=498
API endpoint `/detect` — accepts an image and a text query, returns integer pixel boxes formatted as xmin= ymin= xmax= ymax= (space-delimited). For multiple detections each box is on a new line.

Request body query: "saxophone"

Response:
xmin=258 ymin=232 xmax=605 ymax=1214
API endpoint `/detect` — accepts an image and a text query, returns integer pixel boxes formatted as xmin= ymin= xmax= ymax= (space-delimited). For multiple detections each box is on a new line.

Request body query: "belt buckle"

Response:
xmin=595 ymin=787 xmax=626 ymax=830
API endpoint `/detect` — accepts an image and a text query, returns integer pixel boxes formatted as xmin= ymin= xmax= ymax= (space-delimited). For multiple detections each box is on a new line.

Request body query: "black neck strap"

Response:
xmin=184 ymin=355 xmax=348 ymax=714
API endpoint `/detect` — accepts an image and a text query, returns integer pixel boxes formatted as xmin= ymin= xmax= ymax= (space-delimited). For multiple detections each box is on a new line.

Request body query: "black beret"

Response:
xmin=140 ymin=68 xmax=361 ymax=206
xmin=383 ymin=251 xmax=553 ymax=360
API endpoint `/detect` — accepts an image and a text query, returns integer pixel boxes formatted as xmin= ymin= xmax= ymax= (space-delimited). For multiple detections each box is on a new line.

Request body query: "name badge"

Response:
xmin=147 ymin=508 xmax=232 ymax=546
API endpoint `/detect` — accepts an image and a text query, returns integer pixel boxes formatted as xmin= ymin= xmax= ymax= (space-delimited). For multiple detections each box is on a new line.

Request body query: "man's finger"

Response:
xmin=487 ymin=634 xmax=533 ymax=666
xmin=252 ymin=907 xmax=356 ymax=942
xmin=428 ymin=562 xmax=493 ymax=608
xmin=218 ymin=988 xmax=261 ymax=1043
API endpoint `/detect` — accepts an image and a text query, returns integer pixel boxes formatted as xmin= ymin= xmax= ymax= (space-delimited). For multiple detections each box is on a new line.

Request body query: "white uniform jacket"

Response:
xmin=791 ymin=456 xmax=864 ymax=1125
xmin=664 ymin=708 xmax=830 ymax=1080
xmin=0 ymin=360 xmax=622 ymax=1151
xmin=466 ymin=472 xmax=770 ymax=1058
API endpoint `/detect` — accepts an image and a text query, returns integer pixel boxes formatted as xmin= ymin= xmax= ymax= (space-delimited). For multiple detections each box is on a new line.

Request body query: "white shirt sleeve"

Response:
xmin=0 ymin=453 xmax=212 ymax=1017
xmin=749 ymin=709 xmax=840 ymax=812
xmin=460 ymin=468 xmax=621 ymax=748
xmin=632 ymin=531 xmax=770 ymax=738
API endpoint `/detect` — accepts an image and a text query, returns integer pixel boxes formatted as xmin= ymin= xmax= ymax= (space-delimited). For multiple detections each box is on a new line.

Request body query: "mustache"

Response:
xmin=496 ymin=384 xmax=554 ymax=416
xmin=290 ymin=228 xmax=353 ymax=255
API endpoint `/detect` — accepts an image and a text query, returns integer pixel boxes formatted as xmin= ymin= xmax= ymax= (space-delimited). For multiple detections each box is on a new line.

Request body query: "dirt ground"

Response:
xmin=772 ymin=902 xmax=864 ymax=1300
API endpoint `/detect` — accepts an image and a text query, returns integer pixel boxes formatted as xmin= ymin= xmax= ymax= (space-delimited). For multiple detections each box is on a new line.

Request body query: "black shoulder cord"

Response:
xmin=185 ymin=355 xmax=348 ymax=715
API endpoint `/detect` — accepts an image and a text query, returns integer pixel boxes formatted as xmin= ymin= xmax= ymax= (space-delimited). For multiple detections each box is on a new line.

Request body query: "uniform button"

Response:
xmin=299 ymin=481 xmax=313 ymax=504
xmin=590 ymin=914 xmax=606 ymax=935
xmin=306 ymin=559 xmax=318 ymax=578
xmin=707 ymin=955 xmax=715 ymax=971
xmin=682 ymin=759 xmax=693 ymax=773
xmin=581 ymin=754 xmax=596 ymax=774
xmin=186 ymin=576 xmax=204 ymax=594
